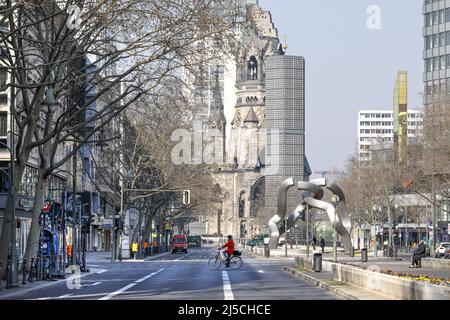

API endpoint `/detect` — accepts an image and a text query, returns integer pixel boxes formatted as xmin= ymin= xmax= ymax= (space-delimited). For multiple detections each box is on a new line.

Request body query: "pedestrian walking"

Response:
xmin=313 ymin=235 xmax=317 ymax=247
xmin=67 ymin=243 xmax=72 ymax=266
xmin=132 ymin=242 xmax=138 ymax=259
xmin=320 ymin=236 xmax=325 ymax=253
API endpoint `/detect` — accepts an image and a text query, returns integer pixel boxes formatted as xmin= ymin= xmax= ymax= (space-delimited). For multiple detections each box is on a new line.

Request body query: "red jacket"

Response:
xmin=222 ymin=240 xmax=235 ymax=255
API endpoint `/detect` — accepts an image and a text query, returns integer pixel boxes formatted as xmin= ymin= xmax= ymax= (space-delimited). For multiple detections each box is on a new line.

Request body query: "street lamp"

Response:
xmin=331 ymin=194 xmax=339 ymax=263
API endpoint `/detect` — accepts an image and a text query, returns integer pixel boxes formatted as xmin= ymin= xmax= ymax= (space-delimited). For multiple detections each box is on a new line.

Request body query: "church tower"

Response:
xmin=227 ymin=3 xmax=281 ymax=169
xmin=208 ymin=68 xmax=227 ymax=164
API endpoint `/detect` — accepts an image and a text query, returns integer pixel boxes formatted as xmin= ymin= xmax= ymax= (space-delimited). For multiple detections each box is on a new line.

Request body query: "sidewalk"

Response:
xmin=0 ymin=251 xmax=112 ymax=299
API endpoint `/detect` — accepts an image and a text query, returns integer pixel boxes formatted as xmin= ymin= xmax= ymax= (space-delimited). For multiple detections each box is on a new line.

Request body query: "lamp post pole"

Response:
xmin=332 ymin=195 xmax=339 ymax=263
xmin=284 ymin=214 xmax=288 ymax=258
xmin=8 ymin=69 xmax=18 ymax=287
xmin=71 ymin=145 xmax=78 ymax=267
xmin=306 ymin=203 xmax=309 ymax=259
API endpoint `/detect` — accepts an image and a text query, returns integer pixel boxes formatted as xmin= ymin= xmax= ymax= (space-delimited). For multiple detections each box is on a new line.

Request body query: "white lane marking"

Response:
xmin=258 ymin=270 xmax=264 ymax=273
xmin=82 ymin=281 xmax=102 ymax=287
xmin=222 ymin=271 xmax=234 ymax=300
xmin=96 ymin=270 xmax=107 ymax=274
xmin=58 ymin=294 xmax=74 ymax=298
xmin=98 ymin=268 xmax=164 ymax=300
xmin=175 ymin=253 xmax=193 ymax=261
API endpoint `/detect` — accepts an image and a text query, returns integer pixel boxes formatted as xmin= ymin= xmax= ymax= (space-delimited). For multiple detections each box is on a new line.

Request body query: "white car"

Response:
xmin=435 ymin=242 xmax=450 ymax=258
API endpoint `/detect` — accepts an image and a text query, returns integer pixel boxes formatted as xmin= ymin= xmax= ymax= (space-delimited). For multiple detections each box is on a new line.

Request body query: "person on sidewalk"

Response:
xmin=313 ymin=235 xmax=317 ymax=247
xmin=410 ymin=240 xmax=426 ymax=268
xmin=67 ymin=243 xmax=72 ymax=266
xmin=320 ymin=237 xmax=325 ymax=253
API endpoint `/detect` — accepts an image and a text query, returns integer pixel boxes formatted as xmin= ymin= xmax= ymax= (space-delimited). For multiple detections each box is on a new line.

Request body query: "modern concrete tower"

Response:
xmin=423 ymin=0 xmax=450 ymax=105
xmin=265 ymin=55 xmax=306 ymax=216
xmin=393 ymin=71 xmax=408 ymax=163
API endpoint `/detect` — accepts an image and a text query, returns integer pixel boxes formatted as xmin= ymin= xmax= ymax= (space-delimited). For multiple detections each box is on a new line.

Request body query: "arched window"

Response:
xmin=247 ymin=56 xmax=258 ymax=80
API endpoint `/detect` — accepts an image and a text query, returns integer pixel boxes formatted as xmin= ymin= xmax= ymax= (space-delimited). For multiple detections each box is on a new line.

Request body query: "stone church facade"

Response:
xmin=204 ymin=3 xmax=284 ymax=239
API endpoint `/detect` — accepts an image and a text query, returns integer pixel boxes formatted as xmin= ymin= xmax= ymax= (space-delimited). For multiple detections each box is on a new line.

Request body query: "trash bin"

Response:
xmin=313 ymin=252 xmax=322 ymax=272
xmin=350 ymin=247 xmax=355 ymax=257
xmin=361 ymin=248 xmax=368 ymax=262
xmin=264 ymin=244 xmax=270 ymax=258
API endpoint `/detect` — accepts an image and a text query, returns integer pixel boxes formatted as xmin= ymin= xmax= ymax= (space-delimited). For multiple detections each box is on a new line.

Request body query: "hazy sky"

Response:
xmin=259 ymin=0 xmax=423 ymax=173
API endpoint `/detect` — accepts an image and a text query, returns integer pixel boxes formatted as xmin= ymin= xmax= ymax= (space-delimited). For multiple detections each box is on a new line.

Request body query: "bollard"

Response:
xmin=57 ymin=255 xmax=64 ymax=279
xmin=42 ymin=256 xmax=47 ymax=280
xmin=22 ymin=258 xmax=27 ymax=285
xmin=48 ymin=253 xmax=54 ymax=280
xmin=361 ymin=248 xmax=368 ymax=262
xmin=6 ymin=252 xmax=12 ymax=289
xmin=313 ymin=252 xmax=322 ymax=272
xmin=264 ymin=244 xmax=270 ymax=258
xmin=28 ymin=258 xmax=35 ymax=283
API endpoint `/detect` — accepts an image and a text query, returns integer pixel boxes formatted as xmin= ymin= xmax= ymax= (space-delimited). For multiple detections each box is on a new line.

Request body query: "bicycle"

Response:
xmin=208 ymin=249 xmax=243 ymax=270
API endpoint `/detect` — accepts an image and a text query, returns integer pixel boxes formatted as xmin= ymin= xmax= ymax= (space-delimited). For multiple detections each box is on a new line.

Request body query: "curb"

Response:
xmin=283 ymin=266 xmax=359 ymax=300
xmin=0 ymin=268 xmax=107 ymax=300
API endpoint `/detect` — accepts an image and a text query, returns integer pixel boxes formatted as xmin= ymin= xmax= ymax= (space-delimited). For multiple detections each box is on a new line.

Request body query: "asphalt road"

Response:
xmin=11 ymin=247 xmax=340 ymax=300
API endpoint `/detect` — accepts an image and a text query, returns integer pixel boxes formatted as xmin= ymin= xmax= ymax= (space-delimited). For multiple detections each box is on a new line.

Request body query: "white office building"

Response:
xmin=358 ymin=109 xmax=424 ymax=162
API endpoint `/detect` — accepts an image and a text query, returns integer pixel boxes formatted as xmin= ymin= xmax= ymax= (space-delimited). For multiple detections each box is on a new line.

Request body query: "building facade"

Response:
xmin=423 ymin=0 xmax=450 ymax=104
xmin=358 ymin=109 xmax=424 ymax=162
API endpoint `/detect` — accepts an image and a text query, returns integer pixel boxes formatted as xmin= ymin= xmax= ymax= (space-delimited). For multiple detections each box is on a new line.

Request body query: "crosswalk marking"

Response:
xmin=222 ymin=271 xmax=234 ymax=300
xmin=98 ymin=268 xmax=164 ymax=300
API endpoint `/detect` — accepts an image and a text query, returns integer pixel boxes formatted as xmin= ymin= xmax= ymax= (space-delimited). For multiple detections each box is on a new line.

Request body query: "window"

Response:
xmin=0 ymin=112 xmax=6 ymax=136
xmin=426 ymin=58 xmax=432 ymax=72
xmin=440 ymin=33 xmax=446 ymax=47
xmin=433 ymin=11 xmax=439 ymax=25
xmin=433 ymin=34 xmax=439 ymax=48
xmin=441 ymin=55 xmax=446 ymax=70
xmin=434 ymin=56 xmax=440 ymax=71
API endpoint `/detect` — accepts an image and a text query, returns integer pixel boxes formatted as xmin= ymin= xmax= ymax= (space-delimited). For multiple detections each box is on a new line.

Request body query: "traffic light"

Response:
xmin=182 ymin=190 xmax=190 ymax=205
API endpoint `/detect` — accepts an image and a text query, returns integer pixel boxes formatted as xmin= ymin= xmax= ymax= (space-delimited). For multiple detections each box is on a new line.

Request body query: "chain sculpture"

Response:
xmin=268 ymin=177 xmax=353 ymax=254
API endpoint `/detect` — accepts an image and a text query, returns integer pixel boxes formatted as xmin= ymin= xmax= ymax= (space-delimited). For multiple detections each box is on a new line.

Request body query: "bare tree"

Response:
xmin=0 ymin=0 xmax=242 ymax=275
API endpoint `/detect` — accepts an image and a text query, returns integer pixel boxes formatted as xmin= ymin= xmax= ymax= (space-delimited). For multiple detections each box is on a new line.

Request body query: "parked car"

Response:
xmin=171 ymin=234 xmax=188 ymax=254
xmin=435 ymin=242 xmax=450 ymax=258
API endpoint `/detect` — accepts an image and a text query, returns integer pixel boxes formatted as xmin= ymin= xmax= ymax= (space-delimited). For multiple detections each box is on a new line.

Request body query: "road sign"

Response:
xmin=182 ymin=190 xmax=190 ymax=205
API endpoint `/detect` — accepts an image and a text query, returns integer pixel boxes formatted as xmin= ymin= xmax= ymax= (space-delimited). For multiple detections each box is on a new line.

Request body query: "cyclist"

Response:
xmin=220 ymin=235 xmax=235 ymax=268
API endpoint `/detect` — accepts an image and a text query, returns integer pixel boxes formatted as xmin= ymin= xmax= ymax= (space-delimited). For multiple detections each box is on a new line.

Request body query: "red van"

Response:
xmin=171 ymin=234 xmax=188 ymax=254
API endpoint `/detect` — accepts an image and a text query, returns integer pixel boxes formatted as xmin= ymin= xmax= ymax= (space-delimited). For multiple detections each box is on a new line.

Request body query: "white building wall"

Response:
xmin=358 ymin=109 xmax=424 ymax=162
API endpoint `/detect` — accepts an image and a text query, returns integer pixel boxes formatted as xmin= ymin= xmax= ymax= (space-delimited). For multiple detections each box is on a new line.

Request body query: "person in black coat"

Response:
xmin=410 ymin=240 xmax=426 ymax=268
xmin=320 ymin=237 xmax=325 ymax=253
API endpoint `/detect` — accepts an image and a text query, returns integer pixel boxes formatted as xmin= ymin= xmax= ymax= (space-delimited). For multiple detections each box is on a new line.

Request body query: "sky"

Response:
xmin=259 ymin=0 xmax=423 ymax=174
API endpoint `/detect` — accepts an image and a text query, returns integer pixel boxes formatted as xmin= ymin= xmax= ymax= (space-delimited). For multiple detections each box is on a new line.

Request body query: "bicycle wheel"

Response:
xmin=229 ymin=256 xmax=242 ymax=270
xmin=208 ymin=256 xmax=222 ymax=270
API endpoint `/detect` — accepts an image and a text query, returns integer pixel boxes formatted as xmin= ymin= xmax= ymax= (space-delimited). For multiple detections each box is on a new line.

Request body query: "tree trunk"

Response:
xmin=0 ymin=163 xmax=26 ymax=279
xmin=387 ymin=206 xmax=393 ymax=249
xmin=24 ymin=169 xmax=46 ymax=269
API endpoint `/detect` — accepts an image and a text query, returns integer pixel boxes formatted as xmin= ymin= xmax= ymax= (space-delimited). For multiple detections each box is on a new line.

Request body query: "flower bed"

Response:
xmin=337 ymin=261 xmax=450 ymax=287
